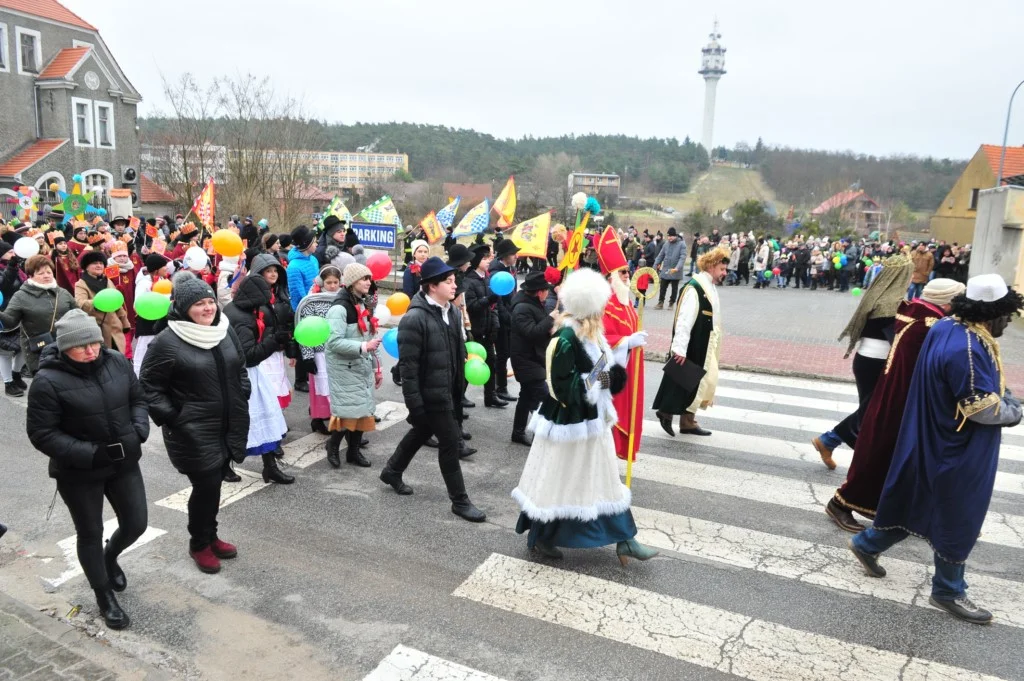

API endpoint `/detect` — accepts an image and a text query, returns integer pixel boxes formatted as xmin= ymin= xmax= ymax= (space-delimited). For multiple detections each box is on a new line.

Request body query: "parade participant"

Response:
xmin=222 ymin=258 xmax=294 ymax=484
xmin=51 ymin=233 xmax=80 ymax=294
xmin=0 ymin=242 xmax=27 ymax=396
xmin=812 ymin=255 xmax=912 ymax=469
xmin=74 ymin=251 xmax=131 ymax=353
xmin=652 ymin=247 xmax=729 ymax=436
xmin=653 ymin=228 xmax=686 ymax=309
xmin=27 ymin=309 xmax=150 ymax=630
xmin=296 ymin=266 xmax=342 ymax=434
xmin=827 ymin=278 xmax=965 ymax=532
xmin=108 ymin=242 xmax=138 ymax=354
xmin=0 ymin=255 xmax=78 ymax=376
xmin=849 ymin=274 xmax=1024 ymax=624
xmin=489 ymin=239 xmax=520 ymax=402
xmin=511 ymin=267 xmax=657 ymax=563
xmin=324 ymin=263 xmax=381 ymax=468
xmin=141 ymin=272 xmax=250 ymax=574
xmin=463 ymin=244 xmax=506 ymax=407
xmin=68 ymin=226 xmax=89 ymax=256
xmin=509 ymin=272 xmax=557 ymax=446
xmin=287 ymin=225 xmax=319 ymax=393
xmin=131 ymin=254 xmax=169 ymax=376
xmin=595 ymin=227 xmax=648 ymax=461
xmin=447 ymin=244 xmax=476 ymax=410
xmin=252 ymin=253 xmax=294 ymax=409
xmin=316 ymin=215 xmax=348 ymax=266
xmin=326 ymin=227 xmax=366 ymax=272
xmin=379 ymin=256 xmax=486 ymax=522
xmin=402 ymin=239 xmax=430 ymax=296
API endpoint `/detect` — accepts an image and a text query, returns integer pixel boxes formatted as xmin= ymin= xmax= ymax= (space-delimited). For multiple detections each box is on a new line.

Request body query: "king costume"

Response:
xmin=512 ymin=267 xmax=657 ymax=564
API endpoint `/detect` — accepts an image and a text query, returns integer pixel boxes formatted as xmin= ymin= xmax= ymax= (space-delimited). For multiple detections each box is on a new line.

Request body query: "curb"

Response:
xmin=642 ymin=350 xmax=855 ymax=384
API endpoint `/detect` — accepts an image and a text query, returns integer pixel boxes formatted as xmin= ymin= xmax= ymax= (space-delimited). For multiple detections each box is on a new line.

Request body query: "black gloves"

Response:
xmin=301 ymin=358 xmax=317 ymax=375
xmin=274 ymin=330 xmax=291 ymax=345
xmin=609 ymin=365 xmax=628 ymax=395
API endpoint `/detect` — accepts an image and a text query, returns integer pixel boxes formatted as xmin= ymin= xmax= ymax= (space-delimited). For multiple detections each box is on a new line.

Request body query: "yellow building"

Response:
xmin=930 ymin=144 xmax=1024 ymax=244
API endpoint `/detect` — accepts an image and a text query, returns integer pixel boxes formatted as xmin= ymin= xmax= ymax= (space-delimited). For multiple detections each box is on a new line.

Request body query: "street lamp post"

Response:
xmin=996 ymin=78 xmax=1024 ymax=187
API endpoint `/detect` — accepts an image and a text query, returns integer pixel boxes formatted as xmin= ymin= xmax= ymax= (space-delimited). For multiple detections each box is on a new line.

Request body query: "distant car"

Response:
xmin=664 ymin=207 xmax=676 ymax=214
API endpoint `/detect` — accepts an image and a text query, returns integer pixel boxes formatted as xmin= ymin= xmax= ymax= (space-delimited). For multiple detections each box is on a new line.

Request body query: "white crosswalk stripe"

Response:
xmin=363 ymin=645 xmax=507 ymax=681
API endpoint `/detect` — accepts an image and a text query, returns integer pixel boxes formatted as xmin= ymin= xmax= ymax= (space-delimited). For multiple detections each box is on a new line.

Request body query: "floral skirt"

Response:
xmin=245 ymin=365 xmax=289 ymax=457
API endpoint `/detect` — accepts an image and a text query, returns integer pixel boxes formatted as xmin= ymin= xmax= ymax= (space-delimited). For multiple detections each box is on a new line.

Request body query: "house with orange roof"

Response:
xmin=930 ymin=144 xmax=1024 ymax=244
xmin=810 ymin=189 xmax=882 ymax=233
xmin=0 ymin=0 xmax=142 ymax=217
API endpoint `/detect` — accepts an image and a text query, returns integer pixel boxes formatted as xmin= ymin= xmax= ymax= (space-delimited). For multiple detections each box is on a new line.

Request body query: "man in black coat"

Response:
xmin=380 ymin=257 xmax=485 ymax=523
xmin=488 ymin=238 xmax=520 ymax=402
xmin=509 ymin=272 xmax=556 ymax=445
xmin=463 ymin=244 xmax=506 ymax=408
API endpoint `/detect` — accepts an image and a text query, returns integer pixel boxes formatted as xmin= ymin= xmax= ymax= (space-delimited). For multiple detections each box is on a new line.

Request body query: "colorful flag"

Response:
xmin=317 ymin=196 xmax=352 ymax=233
xmin=492 ymin=176 xmax=516 ymax=228
xmin=435 ymin=196 xmax=461 ymax=229
xmin=508 ymin=211 xmax=552 ymax=259
xmin=189 ymin=178 xmax=216 ymax=233
xmin=419 ymin=211 xmax=446 ymax=245
xmin=557 ymin=212 xmax=591 ymax=271
xmin=356 ymin=195 xmax=402 ymax=229
xmin=451 ymin=199 xmax=490 ymax=238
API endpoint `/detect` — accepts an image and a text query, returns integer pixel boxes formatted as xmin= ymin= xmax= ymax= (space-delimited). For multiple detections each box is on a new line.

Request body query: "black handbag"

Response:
xmin=23 ymin=297 xmax=59 ymax=354
xmin=0 ymin=327 xmax=20 ymax=354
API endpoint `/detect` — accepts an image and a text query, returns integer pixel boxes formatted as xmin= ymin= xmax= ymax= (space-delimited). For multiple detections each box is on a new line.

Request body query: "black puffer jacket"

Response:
xmin=0 ymin=258 xmax=25 ymax=311
xmin=488 ymin=259 xmax=516 ymax=330
xmin=509 ymin=291 xmax=555 ymax=383
xmin=397 ymin=291 xmax=465 ymax=417
xmin=27 ymin=346 xmax=149 ymax=481
xmin=223 ymin=275 xmax=283 ymax=368
xmin=463 ymin=270 xmax=498 ymax=338
xmin=140 ymin=313 xmax=250 ymax=473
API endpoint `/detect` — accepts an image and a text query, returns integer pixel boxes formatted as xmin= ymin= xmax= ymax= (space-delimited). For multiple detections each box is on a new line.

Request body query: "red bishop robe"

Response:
xmin=67 ymin=239 xmax=88 ymax=257
xmin=603 ymin=294 xmax=642 ymax=461
xmin=52 ymin=251 xmax=80 ymax=294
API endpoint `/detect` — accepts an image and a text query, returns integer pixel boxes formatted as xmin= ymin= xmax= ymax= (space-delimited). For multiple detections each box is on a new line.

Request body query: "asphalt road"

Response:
xmin=1 ymin=358 xmax=1023 ymax=681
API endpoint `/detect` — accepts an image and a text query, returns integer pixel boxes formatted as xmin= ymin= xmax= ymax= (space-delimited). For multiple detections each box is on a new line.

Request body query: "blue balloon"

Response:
xmin=0 ymin=291 xmax=4 ymax=307
xmin=840 ymin=254 xmax=848 ymax=266
xmin=382 ymin=328 xmax=399 ymax=358
xmin=489 ymin=271 xmax=515 ymax=296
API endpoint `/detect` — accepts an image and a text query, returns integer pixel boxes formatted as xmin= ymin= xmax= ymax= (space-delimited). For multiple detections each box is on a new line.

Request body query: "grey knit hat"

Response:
xmin=55 ymin=309 xmax=103 ymax=352
xmin=342 ymin=262 xmax=372 ymax=288
xmin=171 ymin=271 xmax=216 ymax=316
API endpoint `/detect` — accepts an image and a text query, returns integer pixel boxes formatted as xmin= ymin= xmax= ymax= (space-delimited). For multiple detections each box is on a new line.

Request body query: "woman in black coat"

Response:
xmin=27 ymin=309 xmax=150 ymax=631
xmin=140 ymin=272 xmax=250 ymax=576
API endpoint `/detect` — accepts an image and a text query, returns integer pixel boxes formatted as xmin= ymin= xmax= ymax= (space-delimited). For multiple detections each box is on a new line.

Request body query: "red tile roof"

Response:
xmin=36 ymin=46 xmax=90 ymax=80
xmin=442 ymin=182 xmax=493 ymax=203
xmin=0 ymin=138 xmax=68 ymax=177
xmin=0 ymin=0 xmax=96 ymax=30
xmin=140 ymin=175 xmax=176 ymax=204
xmin=980 ymin=145 xmax=1024 ymax=184
xmin=810 ymin=189 xmax=879 ymax=216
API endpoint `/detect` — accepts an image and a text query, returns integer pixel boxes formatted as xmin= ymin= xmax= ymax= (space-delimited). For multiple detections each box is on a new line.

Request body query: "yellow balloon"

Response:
xmin=386 ymin=292 xmax=411 ymax=316
xmin=466 ymin=353 xmax=482 ymax=362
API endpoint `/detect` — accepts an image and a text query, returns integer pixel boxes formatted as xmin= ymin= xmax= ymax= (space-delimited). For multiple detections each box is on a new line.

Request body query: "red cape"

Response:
xmin=603 ymin=294 xmax=642 ymax=462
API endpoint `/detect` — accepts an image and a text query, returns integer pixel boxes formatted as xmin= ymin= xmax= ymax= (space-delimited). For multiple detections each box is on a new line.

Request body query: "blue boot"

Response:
xmin=616 ymin=538 xmax=659 ymax=565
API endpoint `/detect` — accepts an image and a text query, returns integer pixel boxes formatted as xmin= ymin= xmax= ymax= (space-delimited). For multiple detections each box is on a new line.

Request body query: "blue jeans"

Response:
xmin=908 ymin=282 xmax=924 ymax=299
xmin=853 ymin=527 xmax=967 ymax=600
xmin=819 ymin=430 xmax=843 ymax=449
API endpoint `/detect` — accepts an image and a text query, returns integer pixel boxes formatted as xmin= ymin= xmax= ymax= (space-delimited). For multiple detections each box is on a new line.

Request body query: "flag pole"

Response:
xmin=626 ymin=266 xmax=660 ymax=488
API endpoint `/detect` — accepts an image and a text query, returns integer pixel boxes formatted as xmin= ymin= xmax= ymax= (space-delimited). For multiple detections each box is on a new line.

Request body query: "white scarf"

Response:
xmin=168 ymin=314 xmax=229 ymax=349
xmin=24 ymin=278 xmax=57 ymax=290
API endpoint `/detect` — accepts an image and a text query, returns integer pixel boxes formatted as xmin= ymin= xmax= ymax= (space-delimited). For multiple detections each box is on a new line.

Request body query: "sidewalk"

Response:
xmin=0 ymin=592 xmax=170 ymax=681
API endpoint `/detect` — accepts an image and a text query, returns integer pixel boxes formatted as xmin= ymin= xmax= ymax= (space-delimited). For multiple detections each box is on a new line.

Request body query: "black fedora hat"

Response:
xmin=446 ymin=243 xmax=472 ymax=269
xmin=520 ymin=271 xmax=548 ymax=292
xmin=495 ymin=239 xmax=520 ymax=259
xmin=419 ymin=256 xmax=455 ymax=284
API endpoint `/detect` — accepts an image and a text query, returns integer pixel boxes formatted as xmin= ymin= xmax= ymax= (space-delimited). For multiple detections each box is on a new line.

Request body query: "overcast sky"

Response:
xmin=64 ymin=0 xmax=1024 ymax=160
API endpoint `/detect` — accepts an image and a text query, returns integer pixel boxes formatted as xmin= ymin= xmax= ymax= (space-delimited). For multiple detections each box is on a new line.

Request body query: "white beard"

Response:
xmin=609 ymin=273 xmax=630 ymax=305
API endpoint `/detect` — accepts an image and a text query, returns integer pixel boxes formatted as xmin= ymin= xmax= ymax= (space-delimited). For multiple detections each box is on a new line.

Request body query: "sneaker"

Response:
xmin=928 ymin=595 xmax=993 ymax=625
xmin=848 ymin=538 xmax=886 ymax=578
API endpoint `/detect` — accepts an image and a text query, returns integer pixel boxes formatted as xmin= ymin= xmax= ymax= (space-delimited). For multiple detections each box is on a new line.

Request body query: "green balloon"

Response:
xmin=93 ymin=288 xmax=124 ymax=313
xmin=763 ymin=270 xmax=773 ymax=279
xmin=134 ymin=292 xmax=170 ymax=321
xmin=295 ymin=316 xmax=330 ymax=347
xmin=465 ymin=358 xmax=491 ymax=386
xmin=851 ymin=287 xmax=863 ymax=297
xmin=834 ymin=261 xmax=842 ymax=270
xmin=465 ymin=341 xmax=487 ymax=361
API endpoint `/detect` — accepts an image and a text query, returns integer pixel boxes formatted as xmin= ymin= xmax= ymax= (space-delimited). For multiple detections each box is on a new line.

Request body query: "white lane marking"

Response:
xmin=45 ymin=519 xmax=166 ymax=588
xmin=631 ymin=506 xmax=1024 ymax=630
xmin=362 ymin=645 xmax=508 ymax=681
xmin=455 ymin=554 xmax=1009 ymax=681
xmin=718 ymin=369 xmax=859 ymax=396
xmin=619 ymin=455 xmax=1024 ymax=551
xmin=155 ymin=400 xmax=409 ymax=513
xmin=641 ymin=419 xmax=1024 ymax=488
xmin=714 ymin=384 xmax=853 ymax=414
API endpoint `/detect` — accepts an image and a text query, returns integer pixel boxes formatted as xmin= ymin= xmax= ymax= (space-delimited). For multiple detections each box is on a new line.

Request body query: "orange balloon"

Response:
xmin=466 ymin=353 xmax=482 ymax=362
xmin=152 ymin=279 xmax=173 ymax=294
xmin=212 ymin=230 xmax=243 ymax=257
xmin=386 ymin=292 xmax=410 ymax=316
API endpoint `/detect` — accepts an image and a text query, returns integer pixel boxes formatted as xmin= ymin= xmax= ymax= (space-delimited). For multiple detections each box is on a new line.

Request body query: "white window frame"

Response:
xmin=0 ymin=23 xmax=10 ymax=73
xmin=71 ymin=97 xmax=94 ymax=147
xmin=15 ymin=26 xmax=41 ymax=75
xmin=94 ymin=101 xmax=115 ymax=149
xmin=34 ymin=171 xmax=66 ymax=192
xmin=81 ymin=169 xmax=113 ymax=201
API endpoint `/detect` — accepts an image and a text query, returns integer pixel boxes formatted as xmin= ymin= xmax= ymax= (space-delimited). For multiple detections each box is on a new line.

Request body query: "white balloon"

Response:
xmin=374 ymin=303 xmax=392 ymax=325
xmin=183 ymin=246 xmax=209 ymax=271
xmin=13 ymin=237 xmax=40 ymax=259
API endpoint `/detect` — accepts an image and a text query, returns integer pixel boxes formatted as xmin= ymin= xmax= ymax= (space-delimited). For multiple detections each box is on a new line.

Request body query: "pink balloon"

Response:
xmin=366 ymin=252 xmax=392 ymax=281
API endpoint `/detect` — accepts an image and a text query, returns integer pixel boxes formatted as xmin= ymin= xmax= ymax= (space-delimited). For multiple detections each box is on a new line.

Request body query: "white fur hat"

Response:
xmin=559 ymin=267 xmax=610 ymax=319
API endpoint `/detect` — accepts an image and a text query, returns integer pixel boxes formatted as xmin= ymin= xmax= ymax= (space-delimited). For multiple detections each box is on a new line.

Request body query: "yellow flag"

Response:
xmin=509 ymin=212 xmax=551 ymax=259
xmin=419 ymin=211 xmax=445 ymax=245
xmin=492 ymin=176 xmax=516 ymax=228
xmin=557 ymin=213 xmax=591 ymax=270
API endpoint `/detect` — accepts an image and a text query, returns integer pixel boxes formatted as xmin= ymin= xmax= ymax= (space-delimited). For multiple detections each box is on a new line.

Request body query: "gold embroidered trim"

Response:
xmin=884 ymin=320 xmax=916 ymax=375
xmin=701 ymin=310 xmax=714 ymax=317
xmin=833 ymin=491 xmax=877 ymax=519
xmin=925 ymin=317 xmax=938 ymax=327
xmin=956 ymin=392 xmax=1001 ymax=431
xmin=544 ymin=336 xmax=561 ymax=400
xmin=895 ymin=313 xmax=916 ymax=324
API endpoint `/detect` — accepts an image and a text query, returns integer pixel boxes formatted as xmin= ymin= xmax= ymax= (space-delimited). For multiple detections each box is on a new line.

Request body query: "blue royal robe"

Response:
xmin=873 ymin=317 xmax=1003 ymax=563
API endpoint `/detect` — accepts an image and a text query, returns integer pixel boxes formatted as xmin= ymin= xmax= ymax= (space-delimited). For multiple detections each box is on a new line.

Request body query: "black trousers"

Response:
xmin=512 ymin=379 xmax=547 ymax=434
xmin=185 ymin=466 xmax=223 ymax=551
xmin=494 ymin=328 xmax=511 ymax=392
xmin=295 ymin=357 xmax=308 ymax=386
xmin=387 ymin=410 xmax=468 ymax=502
xmin=738 ymin=262 xmax=750 ymax=284
xmin=474 ymin=334 xmax=498 ymax=398
xmin=56 ymin=461 xmax=148 ymax=590
xmin=658 ymin=279 xmax=680 ymax=305
xmin=832 ymin=354 xmax=886 ymax=448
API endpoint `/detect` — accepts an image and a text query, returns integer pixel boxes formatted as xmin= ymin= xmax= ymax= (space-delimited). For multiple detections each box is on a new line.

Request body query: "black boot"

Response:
xmin=440 ymin=462 xmax=486 ymax=522
xmin=262 ymin=454 xmax=295 ymax=484
xmin=94 ymin=588 xmax=129 ymax=630
xmin=104 ymin=542 xmax=127 ymax=592
xmin=380 ymin=466 xmax=413 ymax=495
xmin=326 ymin=432 xmax=343 ymax=468
xmin=222 ymin=461 xmax=241 ymax=483
xmin=310 ymin=418 xmax=329 ymax=434
xmin=273 ymin=444 xmax=285 ymax=460
xmin=5 ymin=381 xmax=24 ymax=397
xmin=345 ymin=431 xmax=371 ymax=467
xmin=11 ymin=372 xmax=27 ymax=391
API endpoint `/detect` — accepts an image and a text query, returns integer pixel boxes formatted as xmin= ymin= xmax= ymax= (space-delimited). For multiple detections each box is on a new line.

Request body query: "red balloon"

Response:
xmin=367 ymin=252 xmax=392 ymax=281
xmin=772 ymin=267 xmax=781 ymax=275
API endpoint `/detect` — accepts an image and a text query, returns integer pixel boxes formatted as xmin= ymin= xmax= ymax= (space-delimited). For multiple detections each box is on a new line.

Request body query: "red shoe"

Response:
xmin=189 ymin=546 xmax=221 ymax=574
xmin=210 ymin=538 xmax=237 ymax=559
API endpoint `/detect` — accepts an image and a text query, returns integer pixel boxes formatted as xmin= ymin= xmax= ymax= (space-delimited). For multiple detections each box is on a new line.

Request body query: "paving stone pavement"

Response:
xmin=0 ymin=593 xmax=169 ymax=681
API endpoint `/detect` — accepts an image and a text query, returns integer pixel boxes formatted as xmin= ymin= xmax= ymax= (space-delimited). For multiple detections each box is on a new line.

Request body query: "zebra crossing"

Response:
xmin=361 ymin=369 xmax=1024 ymax=681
